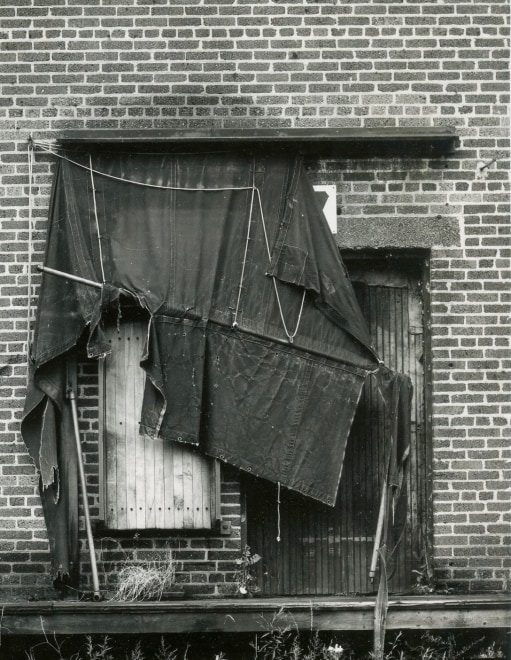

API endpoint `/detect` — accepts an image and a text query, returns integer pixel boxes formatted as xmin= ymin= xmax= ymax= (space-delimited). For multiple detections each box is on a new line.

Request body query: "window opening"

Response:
xmin=99 ymin=317 xmax=219 ymax=531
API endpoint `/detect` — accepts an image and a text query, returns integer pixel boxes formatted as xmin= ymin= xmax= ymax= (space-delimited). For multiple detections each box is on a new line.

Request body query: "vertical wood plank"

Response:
xmin=163 ymin=438 xmax=175 ymax=529
xmin=173 ymin=444 xmax=184 ymax=529
xmin=200 ymin=450 xmax=211 ymax=528
xmin=144 ymin=431 xmax=156 ymax=529
xmin=182 ymin=446 xmax=194 ymax=529
xmin=191 ymin=451 xmax=202 ymax=528
xmin=128 ymin=324 xmax=147 ymax=530
xmin=116 ymin=330 xmax=128 ymax=529
xmin=125 ymin=325 xmax=138 ymax=529
xmin=153 ymin=435 xmax=165 ymax=528
xmin=104 ymin=335 xmax=117 ymax=528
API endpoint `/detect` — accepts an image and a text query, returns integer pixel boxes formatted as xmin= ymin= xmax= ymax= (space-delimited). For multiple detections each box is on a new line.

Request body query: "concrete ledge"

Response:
xmin=336 ymin=216 xmax=461 ymax=249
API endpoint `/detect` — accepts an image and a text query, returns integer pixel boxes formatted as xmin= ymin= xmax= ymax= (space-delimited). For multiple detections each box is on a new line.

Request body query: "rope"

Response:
xmin=232 ymin=181 xmax=256 ymax=328
xmin=32 ymin=141 xmax=254 ymax=193
xmin=276 ymin=481 xmax=281 ymax=543
xmin=271 ymin=279 xmax=306 ymax=344
xmin=26 ymin=139 xmax=35 ymax=363
xmin=32 ymin=140 xmax=307 ymax=343
xmin=89 ymin=154 xmax=106 ymax=284
xmin=256 ymin=188 xmax=306 ymax=343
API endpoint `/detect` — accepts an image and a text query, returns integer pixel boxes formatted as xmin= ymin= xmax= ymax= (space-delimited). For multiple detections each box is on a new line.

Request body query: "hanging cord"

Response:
xmin=33 ymin=141 xmax=254 ymax=193
xmin=232 ymin=175 xmax=256 ymax=329
xmin=276 ymin=481 xmax=281 ymax=542
xmin=88 ymin=153 xmax=106 ymax=284
xmin=255 ymin=188 xmax=306 ymax=343
xmin=32 ymin=141 xmax=307 ymax=342
xmin=26 ymin=138 xmax=35 ymax=364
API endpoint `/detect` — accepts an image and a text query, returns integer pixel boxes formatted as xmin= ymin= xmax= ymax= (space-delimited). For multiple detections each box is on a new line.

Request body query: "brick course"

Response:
xmin=0 ymin=0 xmax=509 ymax=599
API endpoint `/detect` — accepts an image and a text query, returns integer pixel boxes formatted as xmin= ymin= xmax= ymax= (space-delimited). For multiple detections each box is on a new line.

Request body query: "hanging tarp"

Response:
xmin=22 ymin=150 xmax=379 ymax=577
xmin=372 ymin=366 xmax=412 ymax=658
xmin=376 ymin=365 xmax=413 ymax=555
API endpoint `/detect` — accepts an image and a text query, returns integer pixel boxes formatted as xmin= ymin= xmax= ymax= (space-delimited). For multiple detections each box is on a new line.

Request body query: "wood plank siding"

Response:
xmin=99 ymin=320 xmax=218 ymax=530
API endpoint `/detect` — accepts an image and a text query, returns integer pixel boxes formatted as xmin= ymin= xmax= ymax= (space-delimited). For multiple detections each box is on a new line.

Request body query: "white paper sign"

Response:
xmin=313 ymin=184 xmax=337 ymax=234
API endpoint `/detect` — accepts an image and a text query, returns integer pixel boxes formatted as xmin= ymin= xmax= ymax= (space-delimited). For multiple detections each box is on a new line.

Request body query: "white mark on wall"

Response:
xmin=313 ymin=184 xmax=337 ymax=234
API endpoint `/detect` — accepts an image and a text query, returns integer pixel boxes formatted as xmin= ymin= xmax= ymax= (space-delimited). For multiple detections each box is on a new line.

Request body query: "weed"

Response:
xmin=155 ymin=637 xmax=179 ymax=660
xmin=11 ymin=616 xmax=507 ymax=660
xmin=410 ymin=546 xmax=436 ymax=595
xmin=234 ymin=545 xmax=261 ymax=597
xmin=83 ymin=635 xmax=114 ymax=660
xmin=371 ymin=630 xmax=507 ymax=660
xmin=252 ymin=608 xmax=353 ymax=659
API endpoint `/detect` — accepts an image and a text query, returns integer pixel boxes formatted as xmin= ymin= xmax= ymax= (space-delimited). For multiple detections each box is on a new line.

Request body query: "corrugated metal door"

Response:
xmin=246 ymin=270 xmax=426 ymax=595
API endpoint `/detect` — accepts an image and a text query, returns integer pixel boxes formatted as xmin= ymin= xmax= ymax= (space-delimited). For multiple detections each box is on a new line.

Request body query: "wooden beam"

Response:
xmin=56 ymin=127 xmax=458 ymax=158
xmin=1 ymin=595 xmax=509 ymax=636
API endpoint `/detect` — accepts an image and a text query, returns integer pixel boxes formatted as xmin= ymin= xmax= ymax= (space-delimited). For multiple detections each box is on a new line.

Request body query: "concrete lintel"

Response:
xmin=336 ymin=216 xmax=461 ymax=249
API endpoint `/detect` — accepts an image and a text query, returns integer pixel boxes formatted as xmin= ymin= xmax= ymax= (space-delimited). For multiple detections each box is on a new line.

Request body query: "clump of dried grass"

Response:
xmin=110 ymin=547 xmax=176 ymax=602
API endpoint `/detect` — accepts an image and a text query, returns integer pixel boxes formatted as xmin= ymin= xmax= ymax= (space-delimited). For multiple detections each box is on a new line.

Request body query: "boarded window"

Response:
xmin=99 ymin=320 xmax=219 ymax=531
xmin=245 ymin=257 xmax=428 ymax=595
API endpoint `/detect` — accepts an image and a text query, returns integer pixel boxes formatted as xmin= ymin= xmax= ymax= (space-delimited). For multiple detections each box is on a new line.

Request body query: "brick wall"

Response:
xmin=0 ymin=0 xmax=509 ymax=600
xmin=76 ymin=361 xmax=243 ymax=600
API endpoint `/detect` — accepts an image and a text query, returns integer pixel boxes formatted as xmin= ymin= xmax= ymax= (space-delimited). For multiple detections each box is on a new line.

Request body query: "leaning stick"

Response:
xmin=369 ymin=475 xmax=388 ymax=582
xmin=37 ymin=265 xmax=102 ymax=289
xmin=68 ymin=386 xmax=102 ymax=601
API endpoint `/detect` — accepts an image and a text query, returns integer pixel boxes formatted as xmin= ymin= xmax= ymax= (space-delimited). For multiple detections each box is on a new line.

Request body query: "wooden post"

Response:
xmin=66 ymin=360 xmax=101 ymax=601
xmin=369 ymin=476 xmax=388 ymax=581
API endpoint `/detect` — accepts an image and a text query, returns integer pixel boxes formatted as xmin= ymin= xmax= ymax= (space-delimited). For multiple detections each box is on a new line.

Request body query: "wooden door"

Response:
xmin=245 ymin=266 xmax=426 ymax=595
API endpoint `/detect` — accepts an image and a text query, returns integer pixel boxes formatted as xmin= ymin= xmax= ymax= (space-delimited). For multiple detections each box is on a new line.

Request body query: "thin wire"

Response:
xmin=232 ymin=181 xmax=256 ymax=328
xmin=89 ymin=153 xmax=106 ymax=284
xmin=277 ymin=481 xmax=281 ymax=543
xmin=33 ymin=141 xmax=254 ymax=193
xmin=33 ymin=141 xmax=307 ymax=343
xmin=26 ymin=140 xmax=34 ymax=363
xmin=255 ymin=188 xmax=306 ymax=343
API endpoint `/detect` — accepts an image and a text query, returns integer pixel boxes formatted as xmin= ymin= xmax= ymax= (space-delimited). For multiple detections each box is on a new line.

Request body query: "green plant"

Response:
xmin=155 ymin=638 xmax=179 ymax=660
xmin=252 ymin=608 xmax=352 ymax=659
xmin=478 ymin=642 xmax=506 ymax=658
xmin=253 ymin=608 xmax=295 ymax=658
xmin=370 ymin=630 xmax=506 ymax=660
xmin=24 ymin=617 xmax=83 ymax=660
xmin=234 ymin=545 xmax=261 ymax=597
xmin=410 ymin=547 xmax=437 ymax=595
xmin=83 ymin=635 xmax=114 ymax=660
xmin=12 ymin=621 xmax=506 ymax=660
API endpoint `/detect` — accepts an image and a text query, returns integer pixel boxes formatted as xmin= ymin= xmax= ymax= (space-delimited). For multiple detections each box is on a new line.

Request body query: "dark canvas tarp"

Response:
xmin=22 ymin=150 xmax=379 ymax=579
xmin=373 ymin=366 xmax=412 ymax=656
xmin=374 ymin=365 xmax=412 ymax=553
